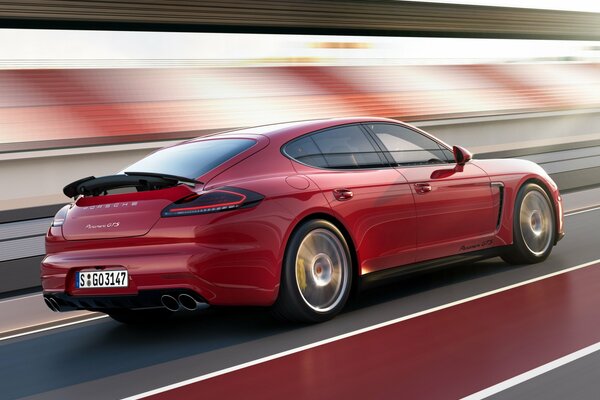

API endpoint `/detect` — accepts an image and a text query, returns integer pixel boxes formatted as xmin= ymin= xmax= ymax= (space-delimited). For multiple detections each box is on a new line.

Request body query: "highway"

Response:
xmin=2 ymin=3 xmax=599 ymax=398
xmin=1 ymin=189 xmax=599 ymax=399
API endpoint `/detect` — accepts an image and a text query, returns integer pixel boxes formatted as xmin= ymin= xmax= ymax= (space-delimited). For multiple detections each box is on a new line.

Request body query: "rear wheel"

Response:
xmin=502 ymin=183 xmax=555 ymax=265
xmin=273 ymin=219 xmax=352 ymax=323
xmin=107 ymin=308 xmax=174 ymax=324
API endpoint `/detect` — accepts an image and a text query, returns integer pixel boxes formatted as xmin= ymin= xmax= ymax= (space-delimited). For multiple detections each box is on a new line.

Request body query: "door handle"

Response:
xmin=414 ymin=183 xmax=432 ymax=194
xmin=333 ymin=188 xmax=354 ymax=201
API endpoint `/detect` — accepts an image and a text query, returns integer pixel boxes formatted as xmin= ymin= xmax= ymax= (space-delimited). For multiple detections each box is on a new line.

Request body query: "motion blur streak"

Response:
xmin=1 ymin=0 xmax=600 ymax=40
xmin=2 ymin=63 xmax=600 ymax=151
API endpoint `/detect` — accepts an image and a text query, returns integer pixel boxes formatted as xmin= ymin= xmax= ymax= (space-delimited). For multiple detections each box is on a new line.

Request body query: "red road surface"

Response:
xmin=147 ymin=263 xmax=600 ymax=399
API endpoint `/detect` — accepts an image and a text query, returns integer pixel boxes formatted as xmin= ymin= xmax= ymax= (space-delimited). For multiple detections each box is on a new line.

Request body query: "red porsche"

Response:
xmin=42 ymin=117 xmax=564 ymax=323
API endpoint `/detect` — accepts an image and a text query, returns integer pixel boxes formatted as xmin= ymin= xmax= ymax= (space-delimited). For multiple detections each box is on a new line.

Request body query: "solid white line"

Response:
xmin=462 ymin=341 xmax=600 ymax=399
xmin=0 ymin=315 xmax=108 ymax=342
xmin=0 ymin=203 xmax=589 ymax=323
xmin=565 ymin=205 xmax=600 ymax=217
xmin=121 ymin=257 xmax=600 ymax=400
xmin=0 ymin=293 xmax=41 ymax=303
xmin=0 ymin=200 xmax=592 ymax=387
xmin=0 ymin=203 xmax=591 ymax=343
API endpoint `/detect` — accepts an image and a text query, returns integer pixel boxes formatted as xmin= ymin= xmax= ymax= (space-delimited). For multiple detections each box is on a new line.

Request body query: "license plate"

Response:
xmin=76 ymin=270 xmax=128 ymax=288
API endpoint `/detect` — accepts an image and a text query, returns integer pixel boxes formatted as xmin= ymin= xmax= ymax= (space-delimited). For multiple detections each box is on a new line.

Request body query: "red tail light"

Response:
xmin=161 ymin=187 xmax=264 ymax=217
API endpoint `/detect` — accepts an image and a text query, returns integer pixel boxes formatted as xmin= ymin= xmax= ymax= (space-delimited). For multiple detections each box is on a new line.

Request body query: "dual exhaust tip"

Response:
xmin=44 ymin=297 xmax=61 ymax=312
xmin=161 ymin=294 xmax=207 ymax=312
xmin=44 ymin=293 xmax=206 ymax=313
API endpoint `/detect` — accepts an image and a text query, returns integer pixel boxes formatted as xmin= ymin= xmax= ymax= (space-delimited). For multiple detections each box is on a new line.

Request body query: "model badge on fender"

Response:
xmin=460 ymin=239 xmax=493 ymax=252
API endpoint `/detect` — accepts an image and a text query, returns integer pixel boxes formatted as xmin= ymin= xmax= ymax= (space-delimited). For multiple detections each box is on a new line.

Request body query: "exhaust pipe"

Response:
xmin=44 ymin=297 xmax=58 ymax=312
xmin=161 ymin=295 xmax=180 ymax=312
xmin=178 ymin=294 xmax=200 ymax=311
xmin=178 ymin=294 xmax=209 ymax=311
xmin=49 ymin=298 xmax=61 ymax=312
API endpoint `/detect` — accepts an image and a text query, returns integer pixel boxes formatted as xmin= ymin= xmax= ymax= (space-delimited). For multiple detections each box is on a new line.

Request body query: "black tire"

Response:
xmin=107 ymin=308 xmax=174 ymax=324
xmin=272 ymin=219 xmax=353 ymax=323
xmin=501 ymin=183 xmax=555 ymax=265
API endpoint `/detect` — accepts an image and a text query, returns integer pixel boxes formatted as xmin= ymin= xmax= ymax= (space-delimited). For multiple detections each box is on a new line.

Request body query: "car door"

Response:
xmin=284 ymin=124 xmax=417 ymax=274
xmin=363 ymin=122 xmax=497 ymax=262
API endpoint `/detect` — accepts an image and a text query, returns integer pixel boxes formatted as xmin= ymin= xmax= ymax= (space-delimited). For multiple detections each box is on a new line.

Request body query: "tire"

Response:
xmin=501 ymin=183 xmax=555 ymax=265
xmin=272 ymin=219 xmax=353 ymax=323
xmin=107 ymin=308 xmax=174 ymax=324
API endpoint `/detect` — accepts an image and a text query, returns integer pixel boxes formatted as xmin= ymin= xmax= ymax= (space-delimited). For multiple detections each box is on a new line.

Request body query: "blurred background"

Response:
xmin=3 ymin=30 xmax=600 ymax=208
xmin=3 ymin=30 xmax=600 ymax=149
xmin=2 ymin=0 xmax=600 ymax=293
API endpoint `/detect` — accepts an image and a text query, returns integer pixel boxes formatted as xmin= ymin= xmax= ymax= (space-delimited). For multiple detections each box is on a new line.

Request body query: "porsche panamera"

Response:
xmin=42 ymin=117 xmax=564 ymax=323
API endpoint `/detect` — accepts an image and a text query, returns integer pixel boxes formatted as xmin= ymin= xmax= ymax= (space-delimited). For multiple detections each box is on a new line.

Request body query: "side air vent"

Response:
xmin=491 ymin=182 xmax=505 ymax=229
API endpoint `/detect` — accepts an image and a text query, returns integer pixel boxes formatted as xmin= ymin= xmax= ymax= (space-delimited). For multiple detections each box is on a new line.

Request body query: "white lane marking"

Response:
xmin=0 ymin=202 xmax=593 ymax=376
xmin=3 ymin=202 xmax=589 ymax=329
xmin=0 ymin=293 xmax=41 ymax=303
xmin=0 ymin=315 xmax=108 ymax=342
xmin=565 ymin=205 xmax=600 ymax=217
xmin=121 ymin=258 xmax=600 ymax=400
xmin=462 ymin=341 xmax=600 ymax=399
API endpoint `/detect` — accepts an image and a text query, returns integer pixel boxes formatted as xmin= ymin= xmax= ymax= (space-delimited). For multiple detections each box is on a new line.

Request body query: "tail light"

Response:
xmin=161 ymin=187 xmax=264 ymax=217
xmin=51 ymin=205 xmax=70 ymax=227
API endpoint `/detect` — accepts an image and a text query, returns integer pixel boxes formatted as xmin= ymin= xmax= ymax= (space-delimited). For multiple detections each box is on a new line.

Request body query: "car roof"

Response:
xmin=192 ymin=117 xmax=403 ymax=142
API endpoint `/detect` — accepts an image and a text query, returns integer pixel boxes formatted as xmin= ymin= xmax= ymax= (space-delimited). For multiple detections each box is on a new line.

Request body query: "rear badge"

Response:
xmin=85 ymin=222 xmax=121 ymax=229
xmin=82 ymin=202 xmax=138 ymax=210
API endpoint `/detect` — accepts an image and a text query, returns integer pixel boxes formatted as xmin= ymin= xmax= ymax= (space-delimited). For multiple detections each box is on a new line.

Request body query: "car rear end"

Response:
xmin=41 ymin=135 xmax=283 ymax=315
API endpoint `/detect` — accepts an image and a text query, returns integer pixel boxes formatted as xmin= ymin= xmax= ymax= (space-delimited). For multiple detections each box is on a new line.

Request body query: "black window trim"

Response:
xmin=280 ymin=122 xmax=393 ymax=171
xmin=360 ymin=122 xmax=456 ymax=168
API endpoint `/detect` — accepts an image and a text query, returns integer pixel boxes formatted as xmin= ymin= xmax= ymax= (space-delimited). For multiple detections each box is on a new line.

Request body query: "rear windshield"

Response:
xmin=122 ymin=139 xmax=256 ymax=180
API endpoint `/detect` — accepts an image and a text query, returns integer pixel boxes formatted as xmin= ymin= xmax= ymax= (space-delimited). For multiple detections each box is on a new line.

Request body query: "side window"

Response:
xmin=284 ymin=125 xmax=384 ymax=169
xmin=284 ymin=136 xmax=328 ymax=168
xmin=365 ymin=123 xmax=453 ymax=166
xmin=311 ymin=125 xmax=383 ymax=168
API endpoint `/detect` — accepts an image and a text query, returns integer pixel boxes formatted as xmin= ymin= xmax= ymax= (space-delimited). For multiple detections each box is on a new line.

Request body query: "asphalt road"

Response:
xmin=491 ymin=350 xmax=600 ymax=400
xmin=1 ymin=207 xmax=599 ymax=399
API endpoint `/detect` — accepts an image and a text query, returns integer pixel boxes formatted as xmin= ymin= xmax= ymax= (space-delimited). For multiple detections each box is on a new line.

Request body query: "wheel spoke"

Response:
xmin=519 ymin=190 xmax=553 ymax=256
xmin=295 ymin=228 xmax=349 ymax=312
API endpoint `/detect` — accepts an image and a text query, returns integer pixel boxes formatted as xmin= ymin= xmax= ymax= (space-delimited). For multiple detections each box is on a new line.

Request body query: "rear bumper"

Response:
xmin=41 ymin=241 xmax=280 ymax=308
xmin=44 ymin=289 xmax=205 ymax=312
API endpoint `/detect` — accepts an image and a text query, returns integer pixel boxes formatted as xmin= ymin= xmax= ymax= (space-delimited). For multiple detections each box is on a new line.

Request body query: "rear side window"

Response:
xmin=123 ymin=139 xmax=255 ymax=179
xmin=365 ymin=123 xmax=454 ymax=165
xmin=284 ymin=136 xmax=328 ymax=168
xmin=284 ymin=125 xmax=384 ymax=169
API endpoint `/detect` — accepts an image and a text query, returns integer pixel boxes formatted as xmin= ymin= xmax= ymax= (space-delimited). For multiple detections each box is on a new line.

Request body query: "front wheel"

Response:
xmin=273 ymin=219 xmax=352 ymax=323
xmin=502 ymin=183 xmax=555 ymax=265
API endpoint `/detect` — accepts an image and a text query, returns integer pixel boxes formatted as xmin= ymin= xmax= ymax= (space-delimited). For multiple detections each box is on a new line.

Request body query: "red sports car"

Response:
xmin=42 ymin=117 xmax=564 ymax=323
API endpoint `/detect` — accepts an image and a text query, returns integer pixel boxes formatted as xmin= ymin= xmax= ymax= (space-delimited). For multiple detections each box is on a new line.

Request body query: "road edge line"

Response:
xmin=0 ymin=314 xmax=107 ymax=342
xmin=462 ymin=341 xmax=600 ymax=399
xmin=121 ymin=258 xmax=600 ymax=400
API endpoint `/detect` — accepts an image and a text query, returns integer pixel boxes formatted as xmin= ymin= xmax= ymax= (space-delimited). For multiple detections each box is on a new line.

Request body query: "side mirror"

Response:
xmin=453 ymin=145 xmax=472 ymax=166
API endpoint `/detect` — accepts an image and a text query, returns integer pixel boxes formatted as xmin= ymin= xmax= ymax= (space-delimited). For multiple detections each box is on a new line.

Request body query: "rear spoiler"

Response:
xmin=63 ymin=175 xmax=179 ymax=198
